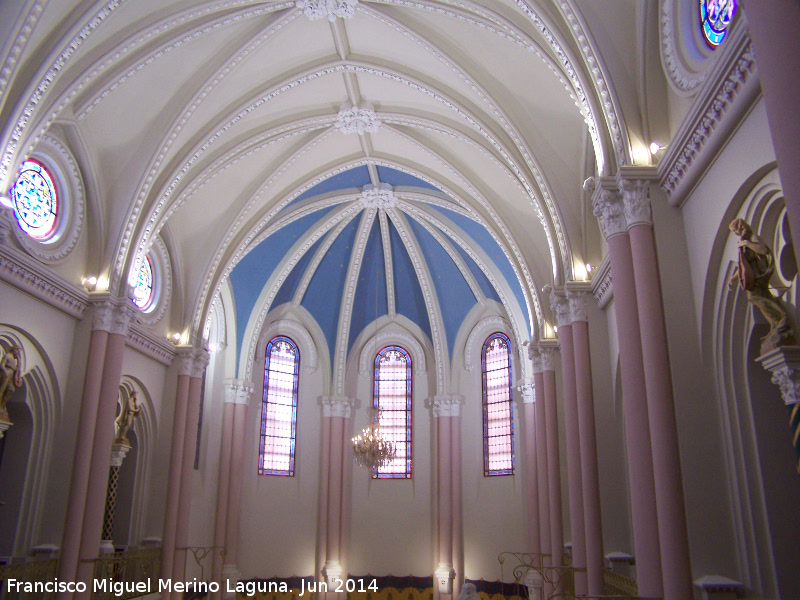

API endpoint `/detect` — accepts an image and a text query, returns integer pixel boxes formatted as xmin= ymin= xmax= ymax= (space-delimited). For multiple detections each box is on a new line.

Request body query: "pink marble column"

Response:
xmin=56 ymin=302 xmax=111 ymax=594
xmin=171 ymin=353 xmax=208 ymax=598
xmin=531 ymin=363 xmax=551 ymax=567
xmin=593 ymin=183 xmax=662 ymax=598
xmin=741 ymin=0 xmax=800 ymax=269
xmin=317 ymin=403 xmax=333 ymax=580
xmin=438 ymin=415 xmax=452 ymax=567
xmin=568 ymin=290 xmax=604 ymax=597
xmin=75 ymin=302 xmax=134 ymax=599
xmin=622 ymin=177 xmax=693 ymax=600
xmin=160 ymin=350 xmax=194 ymax=591
xmin=519 ymin=380 xmax=540 ymax=555
xmin=552 ymin=298 xmax=587 ymax=596
xmin=450 ymin=412 xmax=463 ymax=599
xmin=223 ymin=400 xmax=249 ymax=574
xmin=211 ymin=400 xmax=234 ymax=600
xmin=540 ymin=348 xmax=564 ymax=593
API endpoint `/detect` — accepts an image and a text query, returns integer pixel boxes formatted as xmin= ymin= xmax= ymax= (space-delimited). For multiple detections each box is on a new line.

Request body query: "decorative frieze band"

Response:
xmin=321 ymin=395 xmax=354 ymax=418
xmin=224 ymin=379 xmax=254 ymax=405
xmin=127 ymin=325 xmax=175 ymax=366
xmin=427 ymin=394 xmax=464 ymax=417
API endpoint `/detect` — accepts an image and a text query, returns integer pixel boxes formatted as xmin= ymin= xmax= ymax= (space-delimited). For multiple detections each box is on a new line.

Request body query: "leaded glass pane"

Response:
xmin=133 ymin=256 xmax=154 ymax=310
xmin=701 ymin=0 xmax=736 ymax=47
xmin=12 ymin=159 xmax=58 ymax=240
xmin=482 ymin=332 xmax=514 ymax=476
xmin=374 ymin=345 xmax=412 ymax=478
xmin=259 ymin=336 xmax=299 ymax=476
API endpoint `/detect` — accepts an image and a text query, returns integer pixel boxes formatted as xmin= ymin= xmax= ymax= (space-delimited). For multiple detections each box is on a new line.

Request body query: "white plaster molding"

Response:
xmin=224 ymin=379 xmax=254 ymax=405
xmin=758 ymin=347 xmax=800 ymax=406
xmin=660 ymin=0 xmax=707 ymax=94
xmin=133 ymin=235 xmax=172 ymax=326
xmin=591 ymin=256 xmax=613 ymax=309
xmin=109 ymin=443 xmax=132 ymax=467
xmin=261 ymin=319 xmax=318 ymax=373
xmin=335 ymin=102 xmax=379 ymax=135
xmin=359 ymin=330 xmax=427 ymax=374
xmin=176 ymin=349 xmax=196 ymax=377
xmin=660 ymin=33 xmax=758 ymax=204
xmin=427 ymin=395 xmax=464 ymax=418
xmin=360 ymin=183 xmax=396 ymax=209
xmin=550 ymin=293 xmax=571 ymax=329
xmin=192 ymin=349 xmax=209 ymax=379
xmin=567 ymin=290 xmax=588 ymax=323
xmin=539 ymin=345 xmax=559 ymax=372
xmin=464 ymin=316 xmax=508 ymax=372
xmin=0 ymin=245 xmax=88 ymax=318
xmin=127 ymin=324 xmax=175 ymax=366
xmin=592 ymin=185 xmax=626 ymax=240
xmin=529 ymin=345 xmax=543 ymax=373
xmin=517 ymin=379 xmax=536 ymax=404
xmin=0 ymin=2 xmax=44 ymax=103
xmin=297 ymin=0 xmax=358 ymax=21
xmin=619 ymin=178 xmax=653 ymax=229
xmin=378 ymin=210 xmax=396 ymax=317
xmin=320 ymin=395 xmax=354 ymax=418
xmin=11 ymin=135 xmax=86 ymax=263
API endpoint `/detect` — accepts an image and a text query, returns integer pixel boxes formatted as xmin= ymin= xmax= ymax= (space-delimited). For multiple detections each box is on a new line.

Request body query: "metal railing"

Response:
xmin=0 ymin=559 xmax=58 ymax=600
xmin=89 ymin=548 xmax=161 ymax=600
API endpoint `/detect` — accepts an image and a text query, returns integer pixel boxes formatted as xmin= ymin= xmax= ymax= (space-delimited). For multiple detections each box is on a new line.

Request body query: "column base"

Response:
xmin=434 ymin=563 xmax=455 ymax=595
xmin=99 ymin=540 xmax=115 ymax=555
xmin=221 ymin=564 xmax=241 ymax=599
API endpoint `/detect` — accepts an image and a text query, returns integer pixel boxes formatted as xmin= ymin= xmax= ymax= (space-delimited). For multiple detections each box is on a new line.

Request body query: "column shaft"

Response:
xmin=317 ymin=415 xmax=332 ymax=578
xmin=534 ymin=371 xmax=551 ymax=566
xmin=211 ymin=402 xmax=234 ymax=599
xmin=629 ymin=224 xmax=693 ymax=600
xmin=523 ymin=401 xmax=540 ymax=553
xmin=450 ymin=415 xmax=462 ymax=597
xmin=542 ymin=367 xmax=564 ymax=593
xmin=437 ymin=416 xmax=453 ymax=566
xmin=607 ymin=232 xmax=663 ymax=598
xmin=224 ymin=402 xmax=248 ymax=567
xmin=572 ymin=320 xmax=604 ymax=597
xmin=326 ymin=416 xmax=345 ymax=560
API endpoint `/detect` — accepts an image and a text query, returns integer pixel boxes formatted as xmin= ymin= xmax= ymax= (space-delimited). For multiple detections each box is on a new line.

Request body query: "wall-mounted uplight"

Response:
xmin=586 ymin=263 xmax=593 ymax=274
xmin=650 ymin=141 xmax=666 ymax=155
xmin=82 ymin=276 xmax=98 ymax=291
xmin=169 ymin=332 xmax=181 ymax=344
xmin=0 ymin=194 xmax=12 ymax=209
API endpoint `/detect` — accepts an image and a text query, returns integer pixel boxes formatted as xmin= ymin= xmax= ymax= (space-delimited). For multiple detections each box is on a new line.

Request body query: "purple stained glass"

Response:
xmin=482 ymin=332 xmax=514 ymax=476
xmin=12 ymin=159 xmax=58 ymax=240
xmin=701 ymin=0 xmax=736 ymax=47
xmin=373 ymin=345 xmax=412 ymax=479
xmin=133 ymin=255 xmax=154 ymax=310
xmin=259 ymin=336 xmax=299 ymax=476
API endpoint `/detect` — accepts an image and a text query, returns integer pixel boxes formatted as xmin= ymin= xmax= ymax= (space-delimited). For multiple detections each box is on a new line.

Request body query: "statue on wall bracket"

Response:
xmin=728 ymin=218 xmax=796 ymax=355
xmin=0 ymin=345 xmax=23 ymax=426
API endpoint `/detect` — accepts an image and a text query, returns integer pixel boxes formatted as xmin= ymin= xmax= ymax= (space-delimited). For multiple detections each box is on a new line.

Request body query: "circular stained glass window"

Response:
xmin=133 ymin=255 xmax=154 ymax=310
xmin=11 ymin=159 xmax=58 ymax=240
xmin=701 ymin=0 xmax=736 ymax=47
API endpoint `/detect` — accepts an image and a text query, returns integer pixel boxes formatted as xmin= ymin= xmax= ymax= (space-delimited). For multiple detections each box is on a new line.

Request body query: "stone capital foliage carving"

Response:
xmin=192 ymin=349 xmax=209 ymax=379
xmin=529 ymin=345 xmax=543 ymax=373
xmin=770 ymin=367 xmax=800 ymax=406
xmin=297 ymin=0 xmax=358 ymax=21
xmin=224 ymin=379 xmax=254 ymax=405
xmin=592 ymin=187 xmax=626 ymax=240
xmin=620 ymin=178 xmax=653 ymax=228
xmin=427 ymin=395 xmax=464 ymax=417
xmin=517 ymin=380 xmax=536 ymax=404
xmin=550 ymin=294 xmax=571 ymax=328
xmin=320 ymin=395 xmax=354 ymax=418
xmin=92 ymin=301 xmax=115 ymax=332
xmin=539 ymin=346 xmax=558 ymax=371
xmin=176 ymin=349 xmax=196 ymax=377
xmin=567 ymin=291 xmax=588 ymax=323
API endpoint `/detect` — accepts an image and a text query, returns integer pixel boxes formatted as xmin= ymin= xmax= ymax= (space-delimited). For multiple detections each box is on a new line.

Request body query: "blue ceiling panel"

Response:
xmin=230 ymin=212 xmax=331 ymax=360
xmin=406 ymin=215 xmax=477 ymax=358
xmin=301 ymin=213 xmax=363 ymax=360
xmin=428 ymin=205 xmax=531 ymax=333
xmin=389 ymin=220 xmax=432 ymax=342
xmin=286 ymin=165 xmax=372 ymax=208
xmin=376 ymin=165 xmax=439 ymax=191
xmin=272 ymin=235 xmax=325 ymax=308
xmin=348 ymin=221 xmax=388 ymax=352
xmin=452 ymin=242 xmax=501 ymax=302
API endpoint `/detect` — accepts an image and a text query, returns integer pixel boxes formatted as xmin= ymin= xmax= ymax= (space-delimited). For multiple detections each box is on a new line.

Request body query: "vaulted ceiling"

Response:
xmin=0 ymin=0 xmax=647 ymax=361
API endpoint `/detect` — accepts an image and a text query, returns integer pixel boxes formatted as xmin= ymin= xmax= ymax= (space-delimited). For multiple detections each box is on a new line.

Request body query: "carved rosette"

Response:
xmin=360 ymin=183 xmax=396 ymax=209
xmin=517 ymin=380 xmax=536 ymax=404
xmin=296 ymin=0 xmax=358 ymax=21
xmin=321 ymin=395 xmax=354 ymax=418
xmin=428 ymin=395 xmax=464 ymax=417
xmin=224 ymin=379 xmax=254 ymax=405
xmin=592 ymin=188 xmax=626 ymax=240
xmin=620 ymin=178 xmax=653 ymax=228
xmin=334 ymin=102 xmax=380 ymax=135
xmin=567 ymin=291 xmax=588 ymax=323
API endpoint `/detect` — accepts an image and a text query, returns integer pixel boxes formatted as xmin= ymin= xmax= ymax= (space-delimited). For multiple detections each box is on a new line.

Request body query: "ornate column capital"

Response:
xmin=567 ymin=290 xmax=588 ymax=323
xmin=758 ymin=346 xmax=800 ymax=405
xmin=539 ymin=345 xmax=559 ymax=372
xmin=619 ymin=177 xmax=653 ymax=228
xmin=175 ymin=347 xmax=196 ymax=377
xmin=224 ymin=379 xmax=254 ymax=405
xmin=426 ymin=394 xmax=464 ymax=417
xmin=91 ymin=296 xmax=137 ymax=335
xmin=517 ymin=379 xmax=536 ymax=404
xmin=550 ymin=290 xmax=572 ymax=328
xmin=592 ymin=183 xmax=626 ymax=240
xmin=320 ymin=395 xmax=355 ymax=418
xmin=191 ymin=349 xmax=209 ymax=379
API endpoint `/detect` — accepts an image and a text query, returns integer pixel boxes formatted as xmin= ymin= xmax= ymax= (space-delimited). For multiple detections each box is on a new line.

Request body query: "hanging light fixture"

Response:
xmin=352 ymin=409 xmax=396 ymax=470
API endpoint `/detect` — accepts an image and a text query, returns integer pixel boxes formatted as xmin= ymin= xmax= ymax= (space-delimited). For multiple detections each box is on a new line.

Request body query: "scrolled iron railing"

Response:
xmin=88 ymin=548 xmax=161 ymax=600
xmin=0 ymin=559 xmax=59 ymax=600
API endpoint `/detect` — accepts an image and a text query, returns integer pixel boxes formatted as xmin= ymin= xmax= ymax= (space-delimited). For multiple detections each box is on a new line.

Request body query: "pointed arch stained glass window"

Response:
xmin=259 ymin=336 xmax=299 ymax=476
xmin=373 ymin=345 xmax=412 ymax=479
xmin=133 ymin=256 xmax=154 ymax=310
xmin=482 ymin=332 xmax=514 ymax=476
xmin=11 ymin=159 xmax=58 ymax=240
xmin=701 ymin=0 xmax=736 ymax=47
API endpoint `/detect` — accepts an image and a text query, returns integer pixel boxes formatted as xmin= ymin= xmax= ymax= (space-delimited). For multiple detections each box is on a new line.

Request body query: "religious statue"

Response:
xmin=114 ymin=391 xmax=141 ymax=444
xmin=728 ymin=218 xmax=795 ymax=354
xmin=0 ymin=345 xmax=23 ymax=422
xmin=456 ymin=583 xmax=480 ymax=600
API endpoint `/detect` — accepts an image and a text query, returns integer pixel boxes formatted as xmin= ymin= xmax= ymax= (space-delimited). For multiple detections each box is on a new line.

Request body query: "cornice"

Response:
xmin=591 ymin=256 xmax=613 ymax=310
xmin=0 ymin=243 xmax=88 ymax=319
xmin=658 ymin=27 xmax=759 ymax=205
xmin=126 ymin=324 xmax=175 ymax=366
